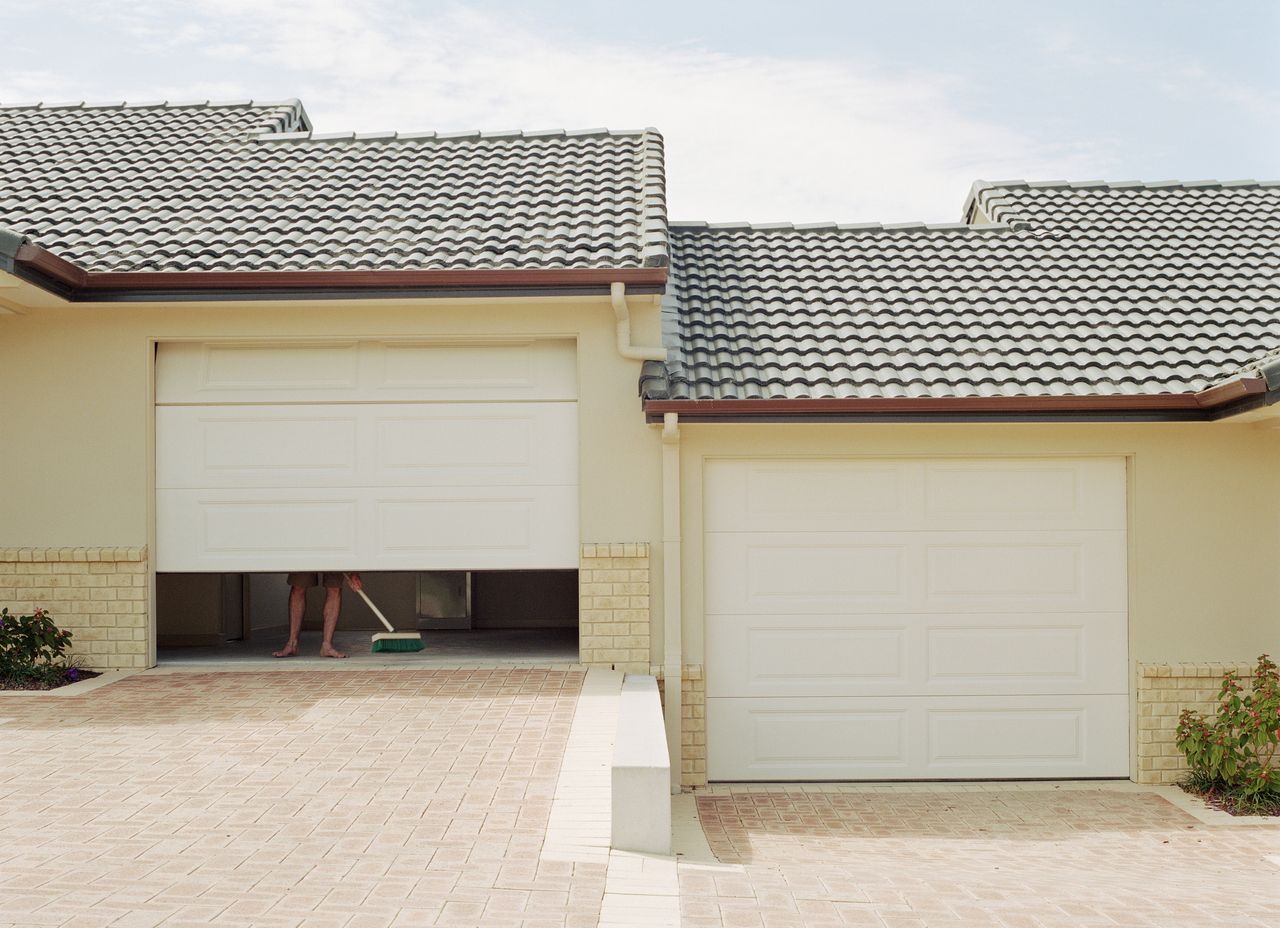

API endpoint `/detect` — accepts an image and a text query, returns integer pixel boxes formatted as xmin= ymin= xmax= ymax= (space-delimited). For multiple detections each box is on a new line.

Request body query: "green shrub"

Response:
xmin=1176 ymin=654 xmax=1280 ymax=811
xmin=0 ymin=606 xmax=77 ymax=686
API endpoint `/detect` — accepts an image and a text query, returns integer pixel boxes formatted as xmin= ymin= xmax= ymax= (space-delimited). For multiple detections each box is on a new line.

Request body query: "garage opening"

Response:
xmin=156 ymin=570 xmax=579 ymax=664
xmin=704 ymin=456 xmax=1130 ymax=781
xmin=153 ymin=339 xmax=581 ymax=665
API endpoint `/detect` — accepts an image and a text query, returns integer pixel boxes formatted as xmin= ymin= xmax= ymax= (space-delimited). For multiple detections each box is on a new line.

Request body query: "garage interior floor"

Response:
xmin=156 ymin=627 xmax=580 ymax=666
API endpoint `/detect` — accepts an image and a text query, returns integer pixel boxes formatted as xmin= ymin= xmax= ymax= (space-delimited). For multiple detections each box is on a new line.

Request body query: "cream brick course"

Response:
xmin=1134 ymin=661 xmax=1259 ymax=785
xmin=654 ymin=663 xmax=707 ymax=788
xmin=0 ymin=546 xmax=150 ymax=671
xmin=578 ymin=542 xmax=651 ymax=671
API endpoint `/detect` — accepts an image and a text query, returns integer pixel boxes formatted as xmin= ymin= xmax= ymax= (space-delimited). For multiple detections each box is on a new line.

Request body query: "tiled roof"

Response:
xmin=643 ymin=183 xmax=1280 ymax=401
xmin=0 ymin=100 xmax=668 ymax=272
xmin=967 ymin=179 xmax=1280 ymax=230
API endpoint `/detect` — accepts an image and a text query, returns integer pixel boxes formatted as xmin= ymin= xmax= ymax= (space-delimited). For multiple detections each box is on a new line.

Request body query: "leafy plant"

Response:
xmin=1176 ymin=654 xmax=1280 ymax=812
xmin=0 ymin=607 xmax=76 ymax=685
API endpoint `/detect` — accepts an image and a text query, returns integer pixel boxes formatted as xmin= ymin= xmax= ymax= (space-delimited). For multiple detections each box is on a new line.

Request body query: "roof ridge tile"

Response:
xmin=978 ymin=177 xmax=1278 ymax=192
xmin=254 ymin=126 xmax=654 ymax=143
xmin=670 ymin=220 xmax=1017 ymax=235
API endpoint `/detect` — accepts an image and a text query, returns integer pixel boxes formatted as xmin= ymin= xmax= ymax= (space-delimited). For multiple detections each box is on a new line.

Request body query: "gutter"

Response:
xmin=0 ymin=229 xmax=29 ymax=274
xmin=643 ymin=377 xmax=1272 ymax=423
xmin=7 ymin=242 xmax=668 ymax=302
xmin=610 ymin=282 xmax=667 ymax=362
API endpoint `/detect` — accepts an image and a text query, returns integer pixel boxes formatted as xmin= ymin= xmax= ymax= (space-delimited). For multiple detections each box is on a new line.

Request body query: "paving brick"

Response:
xmin=0 ymin=668 xmax=595 ymax=927
xmin=689 ymin=786 xmax=1280 ymax=927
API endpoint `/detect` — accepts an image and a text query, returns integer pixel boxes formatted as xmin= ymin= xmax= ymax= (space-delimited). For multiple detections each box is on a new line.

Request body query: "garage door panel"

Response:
xmin=929 ymin=706 xmax=1085 ymax=765
xmin=158 ymin=403 xmax=576 ymax=489
xmin=708 ymin=695 xmax=1129 ymax=779
xmin=705 ymin=460 xmax=922 ymax=532
xmin=156 ymin=485 xmax=578 ymax=571
xmin=709 ymin=612 xmax=1126 ymax=697
xmin=707 ymin=619 xmax=908 ymax=697
xmin=739 ymin=707 xmax=910 ymax=768
xmin=706 ymin=534 xmax=910 ymax=613
xmin=705 ymin=458 xmax=1126 ymax=533
xmin=922 ymin=459 xmax=1126 ymax=530
xmin=372 ymin=405 xmax=577 ymax=485
xmin=156 ymin=341 xmax=579 ymax=574
xmin=924 ymin=531 xmax=1127 ymax=612
xmin=157 ymin=408 xmax=361 ymax=486
xmin=708 ymin=531 xmax=1125 ymax=614
xmin=175 ymin=341 xmax=363 ymax=398
xmin=369 ymin=340 xmax=577 ymax=400
xmin=157 ymin=339 xmax=576 ymax=403
xmin=925 ymin=616 xmax=1127 ymax=690
xmin=199 ymin=498 xmax=360 ymax=558
xmin=371 ymin=486 xmax=578 ymax=568
xmin=704 ymin=455 xmax=1129 ymax=780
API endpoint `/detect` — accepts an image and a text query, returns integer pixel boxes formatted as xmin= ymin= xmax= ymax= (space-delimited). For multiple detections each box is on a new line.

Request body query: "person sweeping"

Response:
xmin=273 ymin=572 xmax=362 ymax=659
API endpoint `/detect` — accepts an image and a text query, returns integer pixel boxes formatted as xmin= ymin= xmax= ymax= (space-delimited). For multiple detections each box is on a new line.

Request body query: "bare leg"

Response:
xmin=273 ymin=586 xmax=306 ymax=658
xmin=320 ymin=587 xmax=347 ymax=659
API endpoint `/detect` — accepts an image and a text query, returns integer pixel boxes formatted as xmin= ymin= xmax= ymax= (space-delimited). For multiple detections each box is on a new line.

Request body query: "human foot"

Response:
xmin=272 ymin=640 xmax=299 ymax=658
xmin=320 ymin=644 xmax=348 ymax=659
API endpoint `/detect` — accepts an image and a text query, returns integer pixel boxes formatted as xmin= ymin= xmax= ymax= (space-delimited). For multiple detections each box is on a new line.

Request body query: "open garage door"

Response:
xmin=704 ymin=457 xmax=1129 ymax=780
xmin=156 ymin=340 xmax=578 ymax=572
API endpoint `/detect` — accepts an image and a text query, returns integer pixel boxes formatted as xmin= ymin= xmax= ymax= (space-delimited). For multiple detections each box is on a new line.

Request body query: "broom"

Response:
xmin=344 ymin=575 xmax=425 ymax=653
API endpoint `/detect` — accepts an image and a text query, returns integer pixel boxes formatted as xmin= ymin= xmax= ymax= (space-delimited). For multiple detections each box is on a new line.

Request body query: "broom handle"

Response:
xmin=345 ymin=575 xmax=396 ymax=633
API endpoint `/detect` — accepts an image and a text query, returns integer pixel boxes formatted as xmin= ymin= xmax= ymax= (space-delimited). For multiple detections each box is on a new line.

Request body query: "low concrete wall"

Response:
xmin=611 ymin=674 xmax=671 ymax=854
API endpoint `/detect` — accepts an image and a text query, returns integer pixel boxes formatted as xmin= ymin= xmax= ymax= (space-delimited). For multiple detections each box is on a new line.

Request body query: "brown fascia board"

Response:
xmin=643 ymin=378 xmax=1269 ymax=421
xmin=10 ymin=243 xmax=668 ymax=300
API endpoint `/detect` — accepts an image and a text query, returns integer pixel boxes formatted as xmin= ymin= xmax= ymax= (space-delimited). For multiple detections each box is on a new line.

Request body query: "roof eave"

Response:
xmin=9 ymin=243 xmax=668 ymax=301
xmin=642 ymin=378 xmax=1270 ymax=423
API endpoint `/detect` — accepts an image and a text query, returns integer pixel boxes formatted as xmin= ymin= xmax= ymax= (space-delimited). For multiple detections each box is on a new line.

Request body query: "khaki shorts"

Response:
xmin=286 ymin=572 xmax=344 ymax=589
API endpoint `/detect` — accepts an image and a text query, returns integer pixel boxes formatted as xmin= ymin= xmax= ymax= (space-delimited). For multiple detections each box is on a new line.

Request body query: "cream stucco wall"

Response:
xmin=0 ymin=291 xmax=668 ymax=664
xmin=4 ymin=283 xmax=1280 ymax=703
xmin=673 ymin=422 xmax=1280 ymax=667
xmin=671 ymin=422 xmax=1280 ymax=779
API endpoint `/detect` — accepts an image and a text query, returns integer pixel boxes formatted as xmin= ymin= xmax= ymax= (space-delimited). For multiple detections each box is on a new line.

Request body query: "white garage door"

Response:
xmin=156 ymin=340 xmax=578 ymax=572
xmin=705 ymin=457 xmax=1129 ymax=780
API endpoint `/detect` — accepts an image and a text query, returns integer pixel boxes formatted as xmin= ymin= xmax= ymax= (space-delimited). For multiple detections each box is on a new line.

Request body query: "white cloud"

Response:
xmin=7 ymin=0 xmax=1119 ymax=221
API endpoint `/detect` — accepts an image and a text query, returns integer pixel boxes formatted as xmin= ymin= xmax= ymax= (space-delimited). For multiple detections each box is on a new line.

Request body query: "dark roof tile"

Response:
xmin=0 ymin=101 xmax=668 ymax=272
xmin=649 ymin=184 xmax=1280 ymax=401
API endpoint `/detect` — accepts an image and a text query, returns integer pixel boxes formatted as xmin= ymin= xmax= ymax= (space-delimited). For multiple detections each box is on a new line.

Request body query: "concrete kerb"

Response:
xmin=611 ymin=674 xmax=672 ymax=855
xmin=0 ymin=669 xmax=137 ymax=697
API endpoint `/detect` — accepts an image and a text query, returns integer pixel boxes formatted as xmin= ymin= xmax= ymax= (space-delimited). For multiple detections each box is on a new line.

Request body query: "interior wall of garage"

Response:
xmin=471 ymin=571 xmax=578 ymax=628
xmin=676 ymin=422 xmax=1280 ymax=668
xmin=245 ymin=572 xmax=417 ymax=633
xmin=157 ymin=570 xmax=579 ymax=638
xmin=0 ymin=295 xmax=667 ymax=658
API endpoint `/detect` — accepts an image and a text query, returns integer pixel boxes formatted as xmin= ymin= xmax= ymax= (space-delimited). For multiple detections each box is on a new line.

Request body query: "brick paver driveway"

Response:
xmin=0 ymin=669 xmax=602 ymax=928
xmin=7 ymin=671 xmax=1280 ymax=928
xmin=686 ymin=787 xmax=1280 ymax=928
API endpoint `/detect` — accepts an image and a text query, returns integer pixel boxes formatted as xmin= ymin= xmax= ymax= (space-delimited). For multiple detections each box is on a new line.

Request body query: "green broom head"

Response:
xmin=372 ymin=633 xmax=424 ymax=653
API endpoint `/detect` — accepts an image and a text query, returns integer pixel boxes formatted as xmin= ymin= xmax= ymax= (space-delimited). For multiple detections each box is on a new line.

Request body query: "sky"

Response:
xmin=2 ymin=0 xmax=1277 ymax=223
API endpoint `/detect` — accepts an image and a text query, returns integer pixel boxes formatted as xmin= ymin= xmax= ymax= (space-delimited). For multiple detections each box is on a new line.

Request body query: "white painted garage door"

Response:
xmin=705 ymin=457 xmax=1129 ymax=780
xmin=155 ymin=340 xmax=578 ymax=572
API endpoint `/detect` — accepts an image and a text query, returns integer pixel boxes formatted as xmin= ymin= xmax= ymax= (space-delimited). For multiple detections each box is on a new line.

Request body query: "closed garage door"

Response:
xmin=705 ymin=457 xmax=1129 ymax=780
xmin=156 ymin=340 xmax=578 ymax=572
